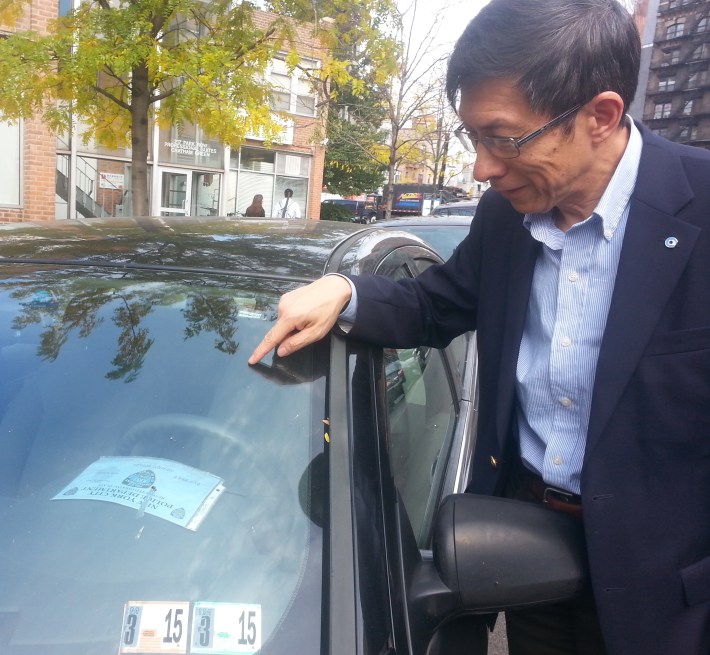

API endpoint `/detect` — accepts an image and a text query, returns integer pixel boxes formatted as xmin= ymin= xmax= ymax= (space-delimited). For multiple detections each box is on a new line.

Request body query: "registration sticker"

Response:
xmin=191 ymin=603 xmax=262 ymax=654
xmin=119 ymin=602 xmax=262 ymax=655
xmin=120 ymin=601 xmax=191 ymax=654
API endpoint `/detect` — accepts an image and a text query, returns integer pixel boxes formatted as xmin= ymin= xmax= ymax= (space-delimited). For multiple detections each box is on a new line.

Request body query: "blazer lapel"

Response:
xmin=586 ymin=131 xmax=700 ymax=454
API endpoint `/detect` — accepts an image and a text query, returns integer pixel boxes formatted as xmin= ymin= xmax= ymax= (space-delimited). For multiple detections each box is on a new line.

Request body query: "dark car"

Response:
xmin=431 ymin=200 xmax=479 ymax=217
xmin=376 ymin=215 xmax=473 ymax=260
xmin=0 ymin=217 xmax=585 ymax=655
xmin=320 ymin=198 xmax=378 ymax=223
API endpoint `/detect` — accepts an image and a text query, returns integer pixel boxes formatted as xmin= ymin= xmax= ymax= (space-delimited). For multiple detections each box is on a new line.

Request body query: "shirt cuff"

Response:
xmin=325 ymin=273 xmax=357 ymax=332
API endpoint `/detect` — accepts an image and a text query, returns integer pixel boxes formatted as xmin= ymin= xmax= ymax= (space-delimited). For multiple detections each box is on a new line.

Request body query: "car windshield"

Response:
xmin=0 ymin=265 xmax=326 ymax=655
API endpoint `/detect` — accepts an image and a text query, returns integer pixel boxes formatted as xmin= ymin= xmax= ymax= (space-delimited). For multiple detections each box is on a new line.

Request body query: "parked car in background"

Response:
xmin=377 ymin=215 xmax=473 ymax=260
xmin=431 ymin=199 xmax=479 ymax=217
xmin=0 ymin=217 xmax=586 ymax=655
xmin=320 ymin=198 xmax=378 ymax=223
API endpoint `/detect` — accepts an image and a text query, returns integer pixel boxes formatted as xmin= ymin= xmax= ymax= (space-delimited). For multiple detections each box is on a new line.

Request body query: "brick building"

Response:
xmin=0 ymin=6 xmax=328 ymax=221
xmin=637 ymin=0 xmax=710 ymax=148
xmin=0 ymin=0 xmax=56 ymax=222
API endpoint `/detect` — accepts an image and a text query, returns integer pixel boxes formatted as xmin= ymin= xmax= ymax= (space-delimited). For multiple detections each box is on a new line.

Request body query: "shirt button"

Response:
xmin=553 ymin=456 xmax=563 ymax=465
xmin=560 ymin=337 xmax=572 ymax=347
xmin=560 ymin=397 xmax=572 ymax=407
xmin=568 ymin=272 xmax=579 ymax=282
xmin=604 ymin=229 xmax=613 ymax=239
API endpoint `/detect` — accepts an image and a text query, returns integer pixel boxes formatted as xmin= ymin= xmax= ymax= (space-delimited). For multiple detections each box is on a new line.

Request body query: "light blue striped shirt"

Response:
xmin=516 ymin=119 xmax=642 ymax=494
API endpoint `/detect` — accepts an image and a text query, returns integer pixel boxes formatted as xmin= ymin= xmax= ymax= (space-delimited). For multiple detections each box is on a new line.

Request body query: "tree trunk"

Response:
xmin=130 ymin=62 xmax=152 ymax=217
xmin=437 ymin=132 xmax=449 ymax=190
xmin=384 ymin=135 xmax=398 ymax=220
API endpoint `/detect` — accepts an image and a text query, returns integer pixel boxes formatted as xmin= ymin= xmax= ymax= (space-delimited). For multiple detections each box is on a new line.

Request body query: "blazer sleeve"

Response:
xmin=347 ymin=201 xmax=487 ymax=349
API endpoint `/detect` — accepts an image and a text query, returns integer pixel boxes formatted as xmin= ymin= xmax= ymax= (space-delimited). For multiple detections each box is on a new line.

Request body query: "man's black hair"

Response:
xmin=446 ymin=0 xmax=641 ymax=121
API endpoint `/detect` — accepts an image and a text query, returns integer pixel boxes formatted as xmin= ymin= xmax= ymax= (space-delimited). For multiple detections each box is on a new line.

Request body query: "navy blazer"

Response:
xmin=348 ymin=123 xmax=710 ymax=654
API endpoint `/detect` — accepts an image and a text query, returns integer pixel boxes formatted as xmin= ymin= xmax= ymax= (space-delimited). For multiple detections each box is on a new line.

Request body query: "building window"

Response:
xmin=227 ymin=147 xmax=310 ymax=217
xmin=667 ymin=0 xmax=678 ymax=7
xmin=654 ymin=102 xmax=672 ymax=119
xmin=687 ymin=70 xmax=704 ymax=88
xmin=653 ymin=127 xmax=668 ymax=137
xmin=662 ymin=48 xmax=681 ymax=66
xmin=666 ymin=21 xmax=685 ymax=39
xmin=691 ymin=43 xmax=709 ymax=60
xmin=683 ymin=99 xmax=695 ymax=115
xmin=0 ymin=121 xmax=21 ymax=206
xmin=679 ymin=125 xmax=697 ymax=140
xmin=269 ymin=58 xmax=317 ymax=117
xmin=698 ymin=17 xmax=708 ymax=33
xmin=658 ymin=76 xmax=676 ymax=91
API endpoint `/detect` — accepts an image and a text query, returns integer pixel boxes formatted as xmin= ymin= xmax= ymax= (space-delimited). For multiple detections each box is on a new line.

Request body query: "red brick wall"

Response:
xmin=0 ymin=0 xmax=57 ymax=222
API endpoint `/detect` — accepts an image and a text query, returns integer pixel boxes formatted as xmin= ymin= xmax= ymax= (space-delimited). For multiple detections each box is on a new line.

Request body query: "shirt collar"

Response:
xmin=524 ymin=117 xmax=642 ymax=244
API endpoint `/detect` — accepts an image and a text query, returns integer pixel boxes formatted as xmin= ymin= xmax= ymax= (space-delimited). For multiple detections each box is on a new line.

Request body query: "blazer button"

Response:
xmin=490 ymin=456 xmax=499 ymax=470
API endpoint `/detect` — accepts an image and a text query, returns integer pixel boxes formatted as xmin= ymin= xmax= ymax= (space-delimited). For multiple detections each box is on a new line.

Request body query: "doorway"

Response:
xmin=159 ymin=168 xmax=190 ymax=216
xmin=159 ymin=169 xmax=221 ymax=216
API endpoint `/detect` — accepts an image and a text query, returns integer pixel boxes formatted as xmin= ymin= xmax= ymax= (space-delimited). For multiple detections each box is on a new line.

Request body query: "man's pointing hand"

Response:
xmin=248 ymin=275 xmax=353 ymax=365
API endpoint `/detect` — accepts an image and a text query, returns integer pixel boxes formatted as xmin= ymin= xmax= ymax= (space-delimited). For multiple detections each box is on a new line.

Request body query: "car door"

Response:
xmin=332 ymin=242 xmax=482 ymax=655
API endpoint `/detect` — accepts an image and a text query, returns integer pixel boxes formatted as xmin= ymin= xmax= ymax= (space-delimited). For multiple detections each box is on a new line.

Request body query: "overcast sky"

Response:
xmin=402 ymin=0 xmax=635 ymax=66
xmin=400 ymin=0 xmax=490 ymax=60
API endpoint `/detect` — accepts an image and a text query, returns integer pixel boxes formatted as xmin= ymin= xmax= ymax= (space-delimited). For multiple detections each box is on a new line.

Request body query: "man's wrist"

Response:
xmin=325 ymin=273 xmax=357 ymax=329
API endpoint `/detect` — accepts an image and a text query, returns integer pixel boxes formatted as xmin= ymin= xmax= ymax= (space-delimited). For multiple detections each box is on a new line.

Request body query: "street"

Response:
xmin=489 ymin=616 xmax=508 ymax=655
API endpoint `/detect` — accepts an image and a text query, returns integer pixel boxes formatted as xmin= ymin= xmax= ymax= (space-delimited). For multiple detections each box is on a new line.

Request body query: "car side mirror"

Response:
xmin=407 ymin=493 xmax=588 ymax=648
xmin=432 ymin=494 xmax=588 ymax=612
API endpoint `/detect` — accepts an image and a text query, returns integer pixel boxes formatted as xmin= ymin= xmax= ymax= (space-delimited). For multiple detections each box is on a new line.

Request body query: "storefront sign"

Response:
xmin=164 ymin=139 xmax=218 ymax=158
xmin=99 ymin=172 xmax=125 ymax=189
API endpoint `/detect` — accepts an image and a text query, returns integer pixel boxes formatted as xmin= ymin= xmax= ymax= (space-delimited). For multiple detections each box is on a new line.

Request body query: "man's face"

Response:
xmin=458 ymin=79 xmax=595 ymax=216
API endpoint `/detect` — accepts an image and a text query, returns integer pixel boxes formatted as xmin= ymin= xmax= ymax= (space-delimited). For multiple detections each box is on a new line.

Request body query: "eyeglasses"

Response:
xmin=454 ymin=104 xmax=583 ymax=159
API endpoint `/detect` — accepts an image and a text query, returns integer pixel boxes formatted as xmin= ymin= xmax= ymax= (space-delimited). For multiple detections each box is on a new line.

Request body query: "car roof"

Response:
xmin=376 ymin=216 xmax=473 ymax=228
xmin=0 ymin=217 xmax=435 ymax=282
xmin=436 ymin=200 xmax=478 ymax=208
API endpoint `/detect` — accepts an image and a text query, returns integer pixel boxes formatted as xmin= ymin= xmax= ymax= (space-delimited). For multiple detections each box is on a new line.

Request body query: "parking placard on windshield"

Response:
xmin=53 ymin=456 xmax=225 ymax=531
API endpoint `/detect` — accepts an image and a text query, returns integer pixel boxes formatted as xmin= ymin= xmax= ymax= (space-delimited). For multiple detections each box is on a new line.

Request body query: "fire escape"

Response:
xmin=644 ymin=0 xmax=710 ymax=149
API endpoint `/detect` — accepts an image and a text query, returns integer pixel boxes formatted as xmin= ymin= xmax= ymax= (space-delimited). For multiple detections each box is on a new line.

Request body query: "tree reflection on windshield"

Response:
xmin=7 ymin=271 xmax=285 ymax=382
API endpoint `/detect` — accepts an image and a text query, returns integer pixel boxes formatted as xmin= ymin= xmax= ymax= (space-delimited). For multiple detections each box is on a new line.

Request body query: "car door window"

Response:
xmin=385 ymin=345 xmax=457 ymax=547
xmin=370 ymin=247 xmax=461 ymax=547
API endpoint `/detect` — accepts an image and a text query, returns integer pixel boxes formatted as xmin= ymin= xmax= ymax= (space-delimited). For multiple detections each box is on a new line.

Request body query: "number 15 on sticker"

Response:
xmin=120 ymin=601 xmax=190 ymax=654
xmin=191 ymin=602 xmax=261 ymax=654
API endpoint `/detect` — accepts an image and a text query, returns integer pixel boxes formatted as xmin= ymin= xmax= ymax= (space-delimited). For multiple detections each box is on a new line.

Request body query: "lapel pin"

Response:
xmin=665 ymin=237 xmax=678 ymax=249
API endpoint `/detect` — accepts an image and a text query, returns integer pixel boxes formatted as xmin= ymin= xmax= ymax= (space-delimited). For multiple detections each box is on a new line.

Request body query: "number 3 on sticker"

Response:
xmin=120 ymin=601 xmax=190 ymax=654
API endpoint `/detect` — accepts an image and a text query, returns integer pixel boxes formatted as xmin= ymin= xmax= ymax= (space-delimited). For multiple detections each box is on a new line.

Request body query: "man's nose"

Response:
xmin=472 ymin=145 xmax=507 ymax=182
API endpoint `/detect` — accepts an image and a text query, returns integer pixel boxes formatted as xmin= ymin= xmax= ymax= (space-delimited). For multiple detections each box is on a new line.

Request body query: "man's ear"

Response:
xmin=585 ymin=92 xmax=626 ymax=143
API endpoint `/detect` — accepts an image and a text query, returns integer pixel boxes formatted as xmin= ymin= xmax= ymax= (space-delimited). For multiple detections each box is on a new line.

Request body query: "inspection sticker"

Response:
xmin=120 ymin=601 xmax=191 ymax=654
xmin=191 ymin=602 xmax=262 ymax=654
xmin=53 ymin=457 xmax=225 ymax=531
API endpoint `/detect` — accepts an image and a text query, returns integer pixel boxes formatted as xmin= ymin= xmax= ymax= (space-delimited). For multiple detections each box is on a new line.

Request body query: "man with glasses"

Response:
xmin=250 ymin=1 xmax=710 ymax=653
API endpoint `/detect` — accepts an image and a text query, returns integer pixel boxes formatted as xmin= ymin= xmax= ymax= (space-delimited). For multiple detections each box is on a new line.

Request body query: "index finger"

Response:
xmin=248 ymin=321 xmax=295 ymax=365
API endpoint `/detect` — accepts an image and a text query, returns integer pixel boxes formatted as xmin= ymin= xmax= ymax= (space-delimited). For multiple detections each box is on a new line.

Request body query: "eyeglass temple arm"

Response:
xmin=516 ymin=104 xmax=583 ymax=147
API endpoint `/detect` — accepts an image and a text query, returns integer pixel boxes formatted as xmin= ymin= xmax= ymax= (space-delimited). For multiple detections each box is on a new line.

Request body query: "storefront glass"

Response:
xmin=228 ymin=147 xmax=310 ymax=218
